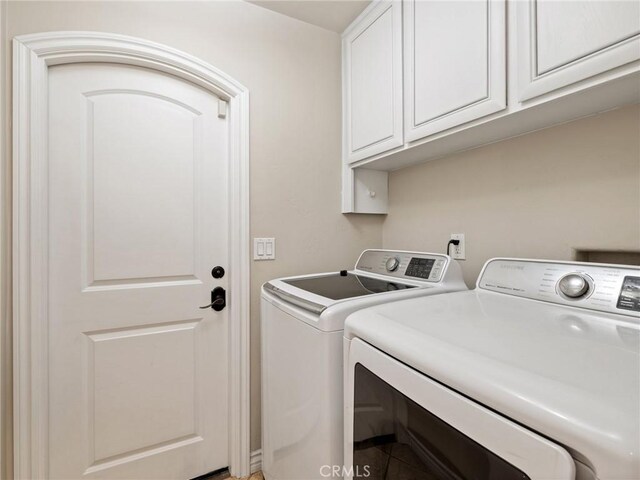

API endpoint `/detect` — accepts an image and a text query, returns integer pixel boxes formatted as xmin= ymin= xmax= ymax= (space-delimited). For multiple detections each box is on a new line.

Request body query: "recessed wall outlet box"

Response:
xmin=450 ymin=233 xmax=465 ymax=260
xmin=254 ymin=238 xmax=276 ymax=260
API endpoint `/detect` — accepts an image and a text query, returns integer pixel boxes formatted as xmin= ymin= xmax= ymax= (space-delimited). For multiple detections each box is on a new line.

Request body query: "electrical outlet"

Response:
xmin=254 ymin=238 xmax=276 ymax=260
xmin=450 ymin=233 xmax=465 ymax=260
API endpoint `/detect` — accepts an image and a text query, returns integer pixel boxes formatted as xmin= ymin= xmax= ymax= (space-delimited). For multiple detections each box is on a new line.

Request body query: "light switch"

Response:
xmin=254 ymin=238 xmax=276 ymax=260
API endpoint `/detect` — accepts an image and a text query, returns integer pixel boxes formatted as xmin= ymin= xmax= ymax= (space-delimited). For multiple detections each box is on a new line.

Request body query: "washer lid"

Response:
xmin=282 ymin=272 xmax=415 ymax=300
xmin=263 ymin=272 xmax=419 ymax=316
xmin=344 ymin=290 xmax=640 ymax=479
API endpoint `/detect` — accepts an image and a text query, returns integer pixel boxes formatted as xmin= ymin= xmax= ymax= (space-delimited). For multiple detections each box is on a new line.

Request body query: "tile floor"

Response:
xmin=231 ymin=472 xmax=264 ymax=480
xmin=353 ymin=442 xmax=436 ymax=480
xmin=203 ymin=469 xmax=263 ymax=480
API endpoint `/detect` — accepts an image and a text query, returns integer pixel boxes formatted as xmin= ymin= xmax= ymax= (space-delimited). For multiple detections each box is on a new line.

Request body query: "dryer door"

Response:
xmin=344 ymin=339 xmax=575 ymax=480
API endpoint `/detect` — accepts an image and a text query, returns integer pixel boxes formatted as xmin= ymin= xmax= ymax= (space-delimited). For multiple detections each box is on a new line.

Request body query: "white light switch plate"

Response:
xmin=254 ymin=238 xmax=276 ymax=260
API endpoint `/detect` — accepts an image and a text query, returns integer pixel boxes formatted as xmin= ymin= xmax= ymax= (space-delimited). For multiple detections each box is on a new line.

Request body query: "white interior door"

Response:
xmin=47 ymin=62 xmax=229 ymax=479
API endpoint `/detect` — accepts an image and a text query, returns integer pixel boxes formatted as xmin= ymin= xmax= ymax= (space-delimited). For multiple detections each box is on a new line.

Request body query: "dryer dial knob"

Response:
xmin=558 ymin=273 xmax=590 ymax=299
xmin=385 ymin=256 xmax=401 ymax=272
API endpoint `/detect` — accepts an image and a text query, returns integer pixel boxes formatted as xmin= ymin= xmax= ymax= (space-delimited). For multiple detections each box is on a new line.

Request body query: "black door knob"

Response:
xmin=199 ymin=287 xmax=226 ymax=311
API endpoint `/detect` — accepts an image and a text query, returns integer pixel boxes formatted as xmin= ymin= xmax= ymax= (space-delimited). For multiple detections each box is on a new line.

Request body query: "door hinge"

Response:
xmin=218 ymin=99 xmax=228 ymax=119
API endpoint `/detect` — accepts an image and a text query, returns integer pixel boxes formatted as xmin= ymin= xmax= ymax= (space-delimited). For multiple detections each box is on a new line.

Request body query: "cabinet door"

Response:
xmin=343 ymin=0 xmax=403 ymax=163
xmin=404 ymin=0 xmax=506 ymax=142
xmin=517 ymin=0 xmax=640 ymax=101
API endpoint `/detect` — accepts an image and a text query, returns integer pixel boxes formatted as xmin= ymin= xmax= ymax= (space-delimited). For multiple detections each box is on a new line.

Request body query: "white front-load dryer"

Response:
xmin=260 ymin=249 xmax=467 ymax=480
xmin=343 ymin=258 xmax=640 ymax=480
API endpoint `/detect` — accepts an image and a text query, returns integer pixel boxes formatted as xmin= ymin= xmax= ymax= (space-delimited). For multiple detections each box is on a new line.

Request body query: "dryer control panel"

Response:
xmin=478 ymin=259 xmax=640 ymax=316
xmin=355 ymin=250 xmax=449 ymax=283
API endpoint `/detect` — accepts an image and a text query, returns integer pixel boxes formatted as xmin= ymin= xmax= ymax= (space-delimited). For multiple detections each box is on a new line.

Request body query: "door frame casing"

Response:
xmin=12 ymin=31 xmax=251 ymax=478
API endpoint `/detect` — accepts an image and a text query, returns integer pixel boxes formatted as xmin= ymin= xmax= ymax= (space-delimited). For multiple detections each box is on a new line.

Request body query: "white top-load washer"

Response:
xmin=343 ymin=258 xmax=640 ymax=480
xmin=261 ymin=249 xmax=467 ymax=480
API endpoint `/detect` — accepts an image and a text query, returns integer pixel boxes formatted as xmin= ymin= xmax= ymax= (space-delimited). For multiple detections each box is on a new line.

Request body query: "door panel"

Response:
xmin=89 ymin=321 xmax=198 ymax=463
xmin=516 ymin=0 xmax=640 ymax=101
xmin=535 ymin=1 xmax=640 ymax=74
xmin=344 ymin=339 xmax=575 ymax=480
xmin=404 ymin=0 xmax=506 ymax=141
xmin=343 ymin=0 xmax=403 ymax=163
xmin=352 ymin=364 xmax=532 ymax=479
xmin=88 ymin=91 xmax=199 ymax=284
xmin=413 ymin=0 xmax=488 ymax=124
xmin=351 ymin=7 xmax=395 ymax=151
xmin=48 ymin=63 xmax=228 ymax=479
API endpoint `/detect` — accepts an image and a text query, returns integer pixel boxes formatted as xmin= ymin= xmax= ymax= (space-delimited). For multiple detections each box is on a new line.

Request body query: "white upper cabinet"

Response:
xmin=343 ymin=0 xmax=403 ymax=163
xmin=517 ymin=0 xmax=640 ymax=101
xmin=342 ymin=0 xmax=639 ymax=212
xmin=404 ymin=0 xmax=506 ymax=142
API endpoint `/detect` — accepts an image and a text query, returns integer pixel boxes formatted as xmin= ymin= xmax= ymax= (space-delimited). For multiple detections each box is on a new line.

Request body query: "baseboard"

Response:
xmin=250 ymin=449 xmax=262 ymax=474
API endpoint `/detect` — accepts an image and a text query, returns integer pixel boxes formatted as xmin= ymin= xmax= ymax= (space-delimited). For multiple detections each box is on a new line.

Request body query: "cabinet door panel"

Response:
xmin=343 ymin=0 xmax=403 ymax=163
xmin=404 ymin=0 xmax=506 ymax=142
xmin=517 ymin=0 xmax=640 ymax=101
xmin=351 ymin=8 xmax=394 ymax=151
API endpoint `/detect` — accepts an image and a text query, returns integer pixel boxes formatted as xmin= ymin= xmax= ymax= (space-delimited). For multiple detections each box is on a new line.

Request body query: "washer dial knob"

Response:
xmin=385 ymin=256 xmax=401 ymax=272
xmin=558 ymin=273 xmax=590 ymax=299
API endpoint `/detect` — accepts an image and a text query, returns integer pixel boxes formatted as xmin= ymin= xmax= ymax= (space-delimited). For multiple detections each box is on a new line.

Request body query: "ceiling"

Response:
xmin=246 ymin=0 xmax=371 ymax=33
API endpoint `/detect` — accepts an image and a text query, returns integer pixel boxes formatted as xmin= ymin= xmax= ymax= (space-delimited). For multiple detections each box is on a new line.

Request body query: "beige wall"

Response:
xmin=0 ymin=0 xmax=383 ymax=461
xmin=383 ymin=104 xmax=640 ymax=287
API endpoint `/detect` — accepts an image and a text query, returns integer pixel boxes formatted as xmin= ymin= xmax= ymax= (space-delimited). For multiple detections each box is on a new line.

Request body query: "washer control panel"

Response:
xmin=385 ymin=256 xmax=401 ymax=272
xmin=405 ymin=257 xmax=437 ymax=280
xmin=557 ymin=273 xmax=592 ymax=299
xmin=356 ymin=250 xmax=449 ymax=283
xmin=479 ymin=259 xmax=640 ymax=316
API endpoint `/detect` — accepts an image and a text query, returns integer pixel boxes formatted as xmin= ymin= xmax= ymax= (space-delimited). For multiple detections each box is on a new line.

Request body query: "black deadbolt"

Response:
xmin=211 ymin=266 xmax=225 ymax=279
